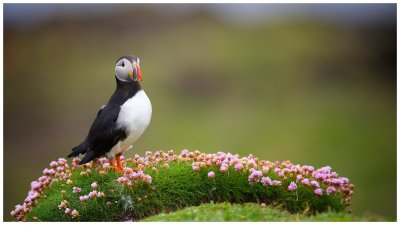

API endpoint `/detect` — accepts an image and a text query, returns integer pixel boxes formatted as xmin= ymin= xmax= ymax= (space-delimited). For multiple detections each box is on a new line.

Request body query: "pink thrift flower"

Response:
xmin=58 ymin=158 xmax=67 ymax=166
xmin=301 ymin=165 xmax=314 ymax=172
xmin=218 ymin=153 xmax=226 ymax=161
xmin=65 ymin=208 xmax=71 ymax=214
xmin=288 ymin=182 xmax=297 ymax=191
xmin=272 ymin=180 xmax=282 ymax=186
xmin=181 ymin=149 xmax=189 ymax=157
xmin=301 ymin=179 xmax=310 ymax=185
xmin=58 ymin=200 xmax=68 ymax=209
xmin=131 ymin=173 xmax=139 ymax=180
xmin=118 ymin=177 xmax=128 ymax=184
xmin=124 ymin=167 xmax=133 ymax=175
xmin=234 ymin=163 xmax=243 ymax=171
xmin=313 ymin=173 xmax=325 ymax=180
xmin=102 ymin=163 xmax=111 ymax=170
xmin=97 ymin=192 xmax=105 ymax=198
xmin=31 ymin=181 xmax=41 ymax=191
xmin=188 ymin=152 xmax=194 ymax=158
xmin=208 ymin=171 xmax=215 ymax=179
xmin=144 ymin=175 xmax=152 ymax=184
xmin=248 ymin=170 xmax=263 ymax=184
xmin=50 ymin=161 xmax=58 ymax=168
xmin=247 ymin=159 xmax=257 ymax=168
xmin=38 ymin=176 xmax=47 ymax=182
xmin=79 ymin=195 xmax=89 ymax=202
xmin=97 ymin=157 xmax=106 ymax=165
xmin=72 ymin=187 xmax=81 ymax=193
xmin=220 ymin=166 xmax=228 ymax=173
xmin=296 ymin=174 xmax=303 ymax=181
xmin=17 ymin=214 xmax=24 ymax=221
xmin=91 ymin=182 xmax=98 ymax=190
xmin=14 ymin=204 xmax=24 ymax=213
xmin=66 ymin=179 xmax=73 ymax=186
xmin=71 ymin=209 xmax=79 ymax=218
xmin=48 ymin=169 xmax=56 ymax=175
xmin=311 ymin=180 xmax=320 ymax=188
xmin=126 ymin=180 xmax=133 ymax=187
xmin=326 ymin=186 xmax=337 ymax=195
xmin=261 ymin=176 xmax=272 ymax=186
xmin=314 ymin=188 xmax=323 ymax=196
xmin=89 ymin=191 xmax=98 ymax=198
xmin=192 ymin=165 xmax=200 ymax=172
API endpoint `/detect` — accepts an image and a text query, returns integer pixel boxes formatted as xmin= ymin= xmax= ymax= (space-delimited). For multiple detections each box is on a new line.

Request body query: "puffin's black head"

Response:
xmin=115 ymin=55 xmax=142 ymax=82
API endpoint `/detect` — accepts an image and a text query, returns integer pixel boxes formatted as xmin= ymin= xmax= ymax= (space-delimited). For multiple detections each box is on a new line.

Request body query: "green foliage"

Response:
xmin=26 ymin=162 xmax=347 ymax=222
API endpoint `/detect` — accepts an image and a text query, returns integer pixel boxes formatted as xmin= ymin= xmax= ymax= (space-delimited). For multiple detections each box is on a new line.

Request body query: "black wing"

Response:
xmin=79 ymin=104 xmax=128 ymax=164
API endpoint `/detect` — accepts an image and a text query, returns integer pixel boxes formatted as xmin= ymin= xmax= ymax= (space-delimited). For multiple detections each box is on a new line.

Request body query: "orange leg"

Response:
xmin=116 ymin=154 xmax=124 ymax=172
xmin=110 ymin=159 xmax=116 ymax=168
xmin=110 ymin=158 xmax=122 ymax=173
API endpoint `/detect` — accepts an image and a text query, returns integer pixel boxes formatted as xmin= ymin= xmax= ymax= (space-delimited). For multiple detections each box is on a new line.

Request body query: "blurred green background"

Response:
xmin=4 ymin=4 xmax=396 ymax=221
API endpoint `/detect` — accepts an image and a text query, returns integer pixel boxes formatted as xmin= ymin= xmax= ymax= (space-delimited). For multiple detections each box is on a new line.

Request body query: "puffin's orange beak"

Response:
xmin=135 ymin=64 xmax=143 ymax=81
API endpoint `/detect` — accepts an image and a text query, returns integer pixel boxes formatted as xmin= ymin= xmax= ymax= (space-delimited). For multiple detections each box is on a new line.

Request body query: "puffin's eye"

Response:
xmin=121 ymin=62 xmax=125 ymax=67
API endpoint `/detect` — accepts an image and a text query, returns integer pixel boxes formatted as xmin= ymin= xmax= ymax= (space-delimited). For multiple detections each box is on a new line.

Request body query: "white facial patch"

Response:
xmin=115 ymin=58 xmax=134 ymax=82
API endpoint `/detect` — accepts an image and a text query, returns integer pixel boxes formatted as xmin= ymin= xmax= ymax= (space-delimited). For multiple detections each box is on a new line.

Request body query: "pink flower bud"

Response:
xmin=71 ymin=209 xmax=79 ymax=218
xmin=50 ymin=161 xmax=58 ymax=168
xmin=73 ymin=187 xmax=81 ymax=193
xmin=208 ymin=171 xmax=215 ymax=179
xmin=91 ymin=182 xmax=98 ymax=190
xmin=288 ymin=182 xmax=297 ymax=191
xmin=65 ymin=208 xmax=71 ymax=214
xmin=314 ymin=188 xmax=323 ymax=196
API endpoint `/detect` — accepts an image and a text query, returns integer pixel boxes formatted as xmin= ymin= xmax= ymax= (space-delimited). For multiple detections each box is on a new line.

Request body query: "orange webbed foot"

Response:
xmin=110 ymin=159 xmax=123 ymax=173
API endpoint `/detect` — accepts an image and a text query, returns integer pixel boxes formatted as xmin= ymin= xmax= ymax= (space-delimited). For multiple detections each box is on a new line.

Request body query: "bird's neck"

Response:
xmin=109 ymin=78 xmax=142 ymax=105
xmin=116 ymin=77 xmax=142 ymax=93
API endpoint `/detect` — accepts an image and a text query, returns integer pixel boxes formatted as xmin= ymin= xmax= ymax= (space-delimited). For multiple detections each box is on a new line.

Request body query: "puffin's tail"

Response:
xmin=79 ymin=151 xmax=96 ymax=165
xmin=67 ymin=140 xmax=88 ymax=158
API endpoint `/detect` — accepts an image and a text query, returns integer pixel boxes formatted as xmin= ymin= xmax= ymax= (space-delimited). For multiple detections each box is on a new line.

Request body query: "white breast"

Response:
xmin=107 ymin=90 xmax=152 ymax=158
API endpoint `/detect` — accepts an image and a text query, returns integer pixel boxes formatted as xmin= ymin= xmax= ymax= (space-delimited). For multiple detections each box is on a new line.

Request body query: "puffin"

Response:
xmin=67 ymin=55 xmax=152 ymax=172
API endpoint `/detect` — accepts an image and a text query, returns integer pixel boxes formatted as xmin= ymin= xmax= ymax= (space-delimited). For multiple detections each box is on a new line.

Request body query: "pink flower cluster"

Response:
xmin=12 ymin=157 xmax=111 ymax=221
xmin=180 ymin=151 xmax=353 ymax=201
xmin=11 ymin=158 xmax=72 ymax=221
xmin=77 ymin=181 xmax=105 ymax=204
xmin=12 ymin=150 xmax=354 ymax=221
xmin=117 ymin=168 xmax=152 ymax=187
xmin=58 ymin=200 xmax=79 ymax=218
xmin=127 ymin=150 xmax=354 ymax=203
xmin=288 ymin=182 xmax=297 ymax=191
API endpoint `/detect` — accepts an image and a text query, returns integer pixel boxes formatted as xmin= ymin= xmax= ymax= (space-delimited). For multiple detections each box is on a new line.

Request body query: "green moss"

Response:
xmin=142 ymin=202 xmax=380 ymax=222
xmin=25 ymin=161 xmax=348 ymax=221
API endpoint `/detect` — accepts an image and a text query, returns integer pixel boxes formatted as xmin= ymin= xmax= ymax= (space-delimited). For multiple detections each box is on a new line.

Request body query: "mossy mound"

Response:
xmin=12 ymin=150 xmax=354 ymax=221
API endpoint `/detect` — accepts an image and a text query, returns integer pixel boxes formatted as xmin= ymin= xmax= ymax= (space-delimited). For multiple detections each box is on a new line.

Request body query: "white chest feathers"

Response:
xmin=114 ymin=90 xmax=152 ymax=153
